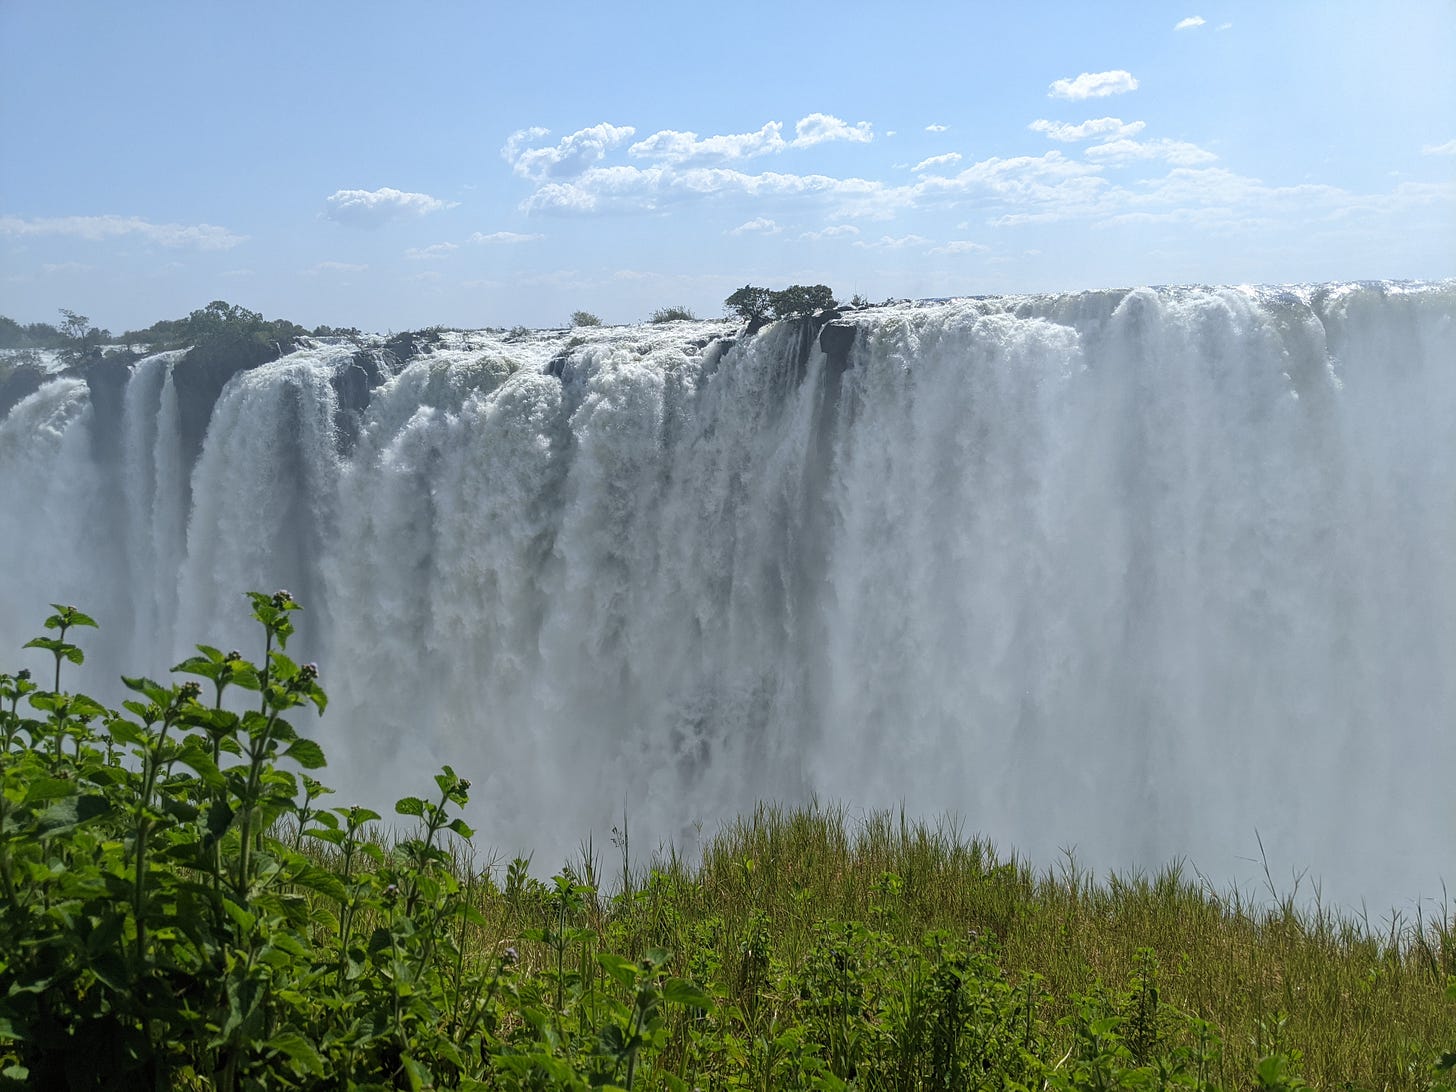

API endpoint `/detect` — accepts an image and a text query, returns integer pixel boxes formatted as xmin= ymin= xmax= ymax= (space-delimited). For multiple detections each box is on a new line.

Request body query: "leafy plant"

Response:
xmin=1 ymin=597 xmax=1449 ymax=1090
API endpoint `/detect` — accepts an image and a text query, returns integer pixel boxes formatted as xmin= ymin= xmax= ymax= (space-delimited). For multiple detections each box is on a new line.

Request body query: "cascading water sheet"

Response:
xmin=0 ymin=282 xmax=1450 ymax=909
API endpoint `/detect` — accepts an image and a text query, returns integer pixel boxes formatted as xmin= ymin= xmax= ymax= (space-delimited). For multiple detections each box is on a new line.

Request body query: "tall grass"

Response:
xmin=2 ymin=596 xmax=1452 ymax=1089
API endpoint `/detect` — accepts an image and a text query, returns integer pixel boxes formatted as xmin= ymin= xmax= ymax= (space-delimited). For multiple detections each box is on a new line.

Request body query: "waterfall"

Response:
xmin=1 ymin=282 xmax=1451 ymax=907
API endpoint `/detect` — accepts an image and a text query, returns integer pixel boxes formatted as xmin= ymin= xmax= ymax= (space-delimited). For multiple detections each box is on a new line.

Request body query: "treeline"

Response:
xmin=0 ymin=302 xmax=361 ymax=364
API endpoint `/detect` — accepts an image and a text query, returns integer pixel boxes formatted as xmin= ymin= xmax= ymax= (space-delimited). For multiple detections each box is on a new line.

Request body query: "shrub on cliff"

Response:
xmin=769 ymin=284 xmax=836 ymax=318
xmin=726 ymin=284 xmax=837 ymax=327
xmin=649 ymin=305 xmax=697 ymax=323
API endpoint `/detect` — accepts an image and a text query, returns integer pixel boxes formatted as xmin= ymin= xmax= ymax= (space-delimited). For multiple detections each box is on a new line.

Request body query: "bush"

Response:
xmin=724 ymin=285 xmax=772 ymax=324
xmin=725 ymin=284 xmax=837 ymax=325
xmin=768 ymin=284 xmax=836 ymax=319
xmin=570 ymin=311 xmax=602 ymax=328
xmin=649 ymin=306 xmax=697 ymax=324
xmin=2 ymin=597 xmax=1447 ymax=1089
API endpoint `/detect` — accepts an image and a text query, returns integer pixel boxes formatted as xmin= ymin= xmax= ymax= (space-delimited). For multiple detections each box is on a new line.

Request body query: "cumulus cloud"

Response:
xmin=792 ymin=113 xmax=873 ymax=146
xmin=404 ymin=242 xmax=459 ymax=260
xmin=1422 ymin=139 xmax=1456 ymax=156
xmin=501 ymin=123 xmax=637 ymax=181
xmin=729 ymin=217 xmax=781 ymax=235
xmin=0 ymin=213 xmax=245 ymax=249
xmin=1174 ymin=16 xmax=1206 ymax=30
xmin=324 ymin=188 xmax=456 ymax=225
xmin=799 ymin=224 xmax=861 ymax=240
xmin=1084 ymin=138 xmax=1218 ymax=166
xmin=912 ymin=152 xmax=963 ymax=172
xmin=1048 ymin=70 xmax=1139 ymax=101
xmin=521 ymin=164 xmax=881 ymax=216
xmin=925 ymin=123 xmax=949 ymax=132
xmin=629 ymin=122 xmax=786 ymax=165
xmin=927 ymin=240 xmax=988 ymax=255
xmin=854 ymin=233 xmax=930 ymax=249
xmin=1029 ymin=117 xmax=1146 ymax=142
xmin=469 ymin=230 xmax=544 ymax=244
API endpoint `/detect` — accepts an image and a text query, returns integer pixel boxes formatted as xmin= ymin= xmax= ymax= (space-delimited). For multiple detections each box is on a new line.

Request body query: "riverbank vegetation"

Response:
xmin=1 ymin=595 xmax=1452 ymax=1089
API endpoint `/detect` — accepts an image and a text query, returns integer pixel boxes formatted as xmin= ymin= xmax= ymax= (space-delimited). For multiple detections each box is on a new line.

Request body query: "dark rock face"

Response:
xmin=818 ymin=321 xmax=858 ymax=377
xmin=332 ymin=349 xmax=391 ymax=453
xmin=79 ymin=355 xmax=133 ymax=462
xmin=0 ymin=361 xmax=46 ymax=418
xmin=172 ymin=344 xmax=274 ymax=466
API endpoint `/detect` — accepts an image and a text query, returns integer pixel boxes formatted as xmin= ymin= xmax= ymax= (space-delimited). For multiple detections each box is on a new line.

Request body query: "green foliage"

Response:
xmin=570 ymin=311 xmax=603 ymax=328
xmin=725 ymin=284 xmax=838 ymax=325
xmin=1 ymin=603 xmax=1451 ymax=1090
xmin=649 ymin=306 xmax=697 ymax=324
xmin=724 ymin=284 xmax=773 ymax=324
xmin=769 ymin=284 xmax=837 ymax=318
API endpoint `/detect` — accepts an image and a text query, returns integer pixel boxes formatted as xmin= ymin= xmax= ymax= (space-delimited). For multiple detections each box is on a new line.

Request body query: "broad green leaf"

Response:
xmin=284 ymin=738 xmax=326 ymax=769
xmin=394 ymin=796 xmax=425 ymax=817
xmin=598 ymin=952 xmax=638 ymax=989
xmin=447 ymin=817 xmax=475 ymax=839
xmin=661 ymin=978 xmax=715 ymax=1010
xmin=24 ymin=777 xmax=77 ymax=804
xmin=264 ymin=1031 xmax=324 ymax=1076
xmin=121 ymin=676 xmax=170 ymax=704
xmin=34 ymin=793 xmax=110 ymax=838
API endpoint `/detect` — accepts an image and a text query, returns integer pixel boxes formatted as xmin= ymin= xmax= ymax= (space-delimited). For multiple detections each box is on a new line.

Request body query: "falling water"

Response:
xmin=1 ymin=282 xmax=1451 ymax=908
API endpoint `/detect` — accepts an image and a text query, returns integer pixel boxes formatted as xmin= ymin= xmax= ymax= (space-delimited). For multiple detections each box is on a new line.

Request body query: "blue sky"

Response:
xmin=2 ymin=0 xmax=1453 ymax=331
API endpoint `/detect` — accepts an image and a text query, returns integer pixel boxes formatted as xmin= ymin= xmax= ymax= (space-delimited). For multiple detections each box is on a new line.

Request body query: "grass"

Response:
xmin=1 ymin=594 xmax=1452 ymax=1090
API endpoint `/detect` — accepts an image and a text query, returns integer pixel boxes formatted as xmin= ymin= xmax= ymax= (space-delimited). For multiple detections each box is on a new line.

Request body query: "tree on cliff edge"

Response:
xmin=724 ymin=285 xmax=772 ymax=325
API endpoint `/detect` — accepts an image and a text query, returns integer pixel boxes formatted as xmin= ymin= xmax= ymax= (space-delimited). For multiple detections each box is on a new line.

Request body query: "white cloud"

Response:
xmin=1084 ymin=138 xmax=1217 ymax=166
xmin=854 ymin=233 xmax=930 ymax=249
xmin=729 ymin=217 xmax=781 ymax=236
xmin=1217 ymin=22 xmax=1233 ymax=30
xmin=1174 ymin=16 xmax=1206 ymax=30
xmin=404 ymin=242 xmax=459 ymax=260
xmin=927 ymin=240 xmax=988 ymax=255
xmin=469 ymin=230 xmax=544 ymax=244
xmin=925 ymin=123 xmax=949 ymax=132
xmin=792 ymin=113 xmax=873 ymax=146
xmin=521 ymin=164 xmax=881 ymax=215
xmin=800 ymin=224 xmax=861 ymax=240
xmin=1048 ymin=70 xmax=1139 ymax=101
xmin=912 ymin=152 xmax=963 ymax=172
xmin=501 ymin=123 xmax=637 ymax=181
xmin=1029 ymin=117 xmax=1146 ymax=142
xmin=1421 ymin=139 xmax=1456 ymax=156
xmin=629 ymin=122 xmax=786 ymax=165
xmin=325 ymin=188 xmax=456 ymax=225
xmin=0 ymin=213 xmax=245 ymax=249
xmin=40 ymin=261 xmax=96 ymax=274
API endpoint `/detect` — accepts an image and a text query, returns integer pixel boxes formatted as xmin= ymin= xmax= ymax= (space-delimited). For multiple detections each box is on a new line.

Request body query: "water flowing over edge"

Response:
xmin=2 ymin=281 xmax=1452 ymax=910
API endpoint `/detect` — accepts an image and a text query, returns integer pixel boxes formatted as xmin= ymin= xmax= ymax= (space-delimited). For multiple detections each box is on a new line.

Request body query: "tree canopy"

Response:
xmin=725 ymin=284 xmax=837 ymax=325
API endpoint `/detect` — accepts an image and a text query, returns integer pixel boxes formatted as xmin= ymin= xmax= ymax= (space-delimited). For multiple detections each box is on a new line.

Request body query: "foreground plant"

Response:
xmin=0 ymin=595 xmax=1452 ymax=1090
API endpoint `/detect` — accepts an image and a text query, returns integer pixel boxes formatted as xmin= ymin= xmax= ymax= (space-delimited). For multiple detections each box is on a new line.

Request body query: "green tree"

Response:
xmin=56 ymin=309 xmax=108 ymax=366
xmin=570 ymin=310 xmax=603 ymax=328
xmin=768 ymin=284 xmax=836 ymax=318
xmin=724 ymin=285 xmax=773 ymax=324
